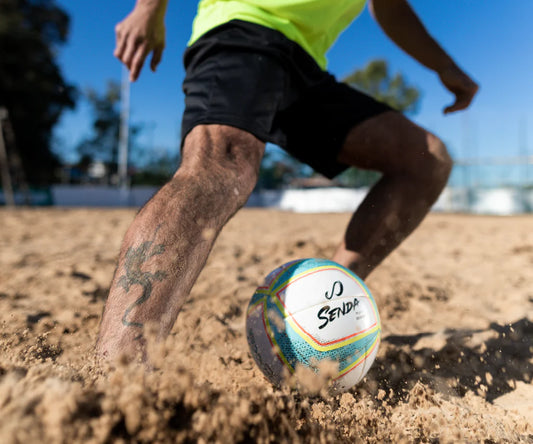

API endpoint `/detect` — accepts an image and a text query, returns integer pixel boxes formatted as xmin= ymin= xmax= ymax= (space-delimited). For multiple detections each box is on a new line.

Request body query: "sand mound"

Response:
xmin=0 ymin=209 xmax=531 ymax=442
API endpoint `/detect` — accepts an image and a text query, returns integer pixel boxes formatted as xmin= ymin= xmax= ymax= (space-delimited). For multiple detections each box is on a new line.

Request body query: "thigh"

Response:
xmin=280 ymin=79 xmax=393 ymax=179
xmin=180 ymin=22 xmax=291 ymax=150
xmin=337 ymin=111 xmax=444 ymax=175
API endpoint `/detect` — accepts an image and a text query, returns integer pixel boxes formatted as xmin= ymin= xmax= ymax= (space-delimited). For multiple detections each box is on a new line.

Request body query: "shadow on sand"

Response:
xmin=367 ymin=318 xmax=532 ymax=404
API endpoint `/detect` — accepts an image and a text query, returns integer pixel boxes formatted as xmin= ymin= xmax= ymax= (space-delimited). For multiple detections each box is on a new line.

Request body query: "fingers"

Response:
xmin=438 ymin=64 xmax=479 ymax=114
xmin=122 ymin=36 xmax=141 ymax=69
xmin=129 ymin=42 xmax=150 ymax=82
xmin=443 ymin=104 xmax=457 ymax=114
xmin=441 ymin=72 xmax=479 ymax=114
xmin=114 ymin=32 xmax=153 ymax=82
xmin=114 ymin=26 xmax=127 ymax=60
xmin=444 ymin=94 xmax=474 ymax=114
xmin=113 ymin=7 xmax=166 ymax=82
xmin=443 ymin=82 xmax=479 ymax=114
xmin=114 ymin=29 xmax=164 ymax=81
xmin=444 ymin=102 xmax=465 ymax=114
xmin=444 ymin=97 xmax=472 ymax=114
xmin=114 ymin=22 xmax=137 ymax=73
xmin=150 ymin=46 xmax=164 ymax=72
xmin=127 ymin=42 xmax=164 ymax=81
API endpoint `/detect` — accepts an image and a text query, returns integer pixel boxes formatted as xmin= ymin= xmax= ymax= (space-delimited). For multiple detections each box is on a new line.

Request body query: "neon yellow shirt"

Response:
xmin=189 ymin=0 xmax=367 ymax=70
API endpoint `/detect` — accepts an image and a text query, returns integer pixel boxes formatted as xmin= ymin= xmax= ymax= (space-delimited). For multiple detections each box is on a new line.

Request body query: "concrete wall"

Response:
xmin=2 ymin=185 xmax=532 ymax=214
xmin=50 ymin=185 xmax=158 ymax=208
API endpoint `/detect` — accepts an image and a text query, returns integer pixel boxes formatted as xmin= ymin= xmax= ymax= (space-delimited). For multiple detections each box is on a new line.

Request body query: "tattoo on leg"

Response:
xmin=118 ymin=226 xmax=168 ymax=329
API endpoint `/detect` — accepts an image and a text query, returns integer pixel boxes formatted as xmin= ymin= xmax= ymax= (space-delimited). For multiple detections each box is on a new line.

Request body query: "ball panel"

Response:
xmin=258 ymin=259 xmax=304 ymax=291
xmin=246 ymin=299 xmax=288 ymax=386
xmin=270 ymin=313 xmax=380 ymax=377
xmin=275 ymin=265 xmax=368 ymax=314
xmin=333 ymin=335 xmax=380 ymax=390
xmin=287 ymin=294 xmax=380 ymax=347
xmin=248 ymin=287 xmax=271 ymax=308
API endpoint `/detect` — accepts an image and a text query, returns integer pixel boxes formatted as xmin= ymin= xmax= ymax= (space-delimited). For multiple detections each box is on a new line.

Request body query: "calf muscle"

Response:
xmin=96 ymin=125 xmax=264 ymax=362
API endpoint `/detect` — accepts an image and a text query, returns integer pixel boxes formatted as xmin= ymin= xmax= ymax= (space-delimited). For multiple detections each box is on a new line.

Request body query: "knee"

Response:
xmin=407 ymin=132 xmax=452 ymax=196
xmin=179 ymin=157 xmax=259 ymax=211
xmin=178 ymin=125 xmax=264 ymax=208
xmin=423 ymin=133 xmax=453 ymax=188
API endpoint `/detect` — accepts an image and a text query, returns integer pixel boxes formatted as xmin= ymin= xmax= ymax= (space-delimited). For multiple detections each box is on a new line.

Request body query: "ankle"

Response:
xmin=332 ymin=250 xmax=372 ymax=280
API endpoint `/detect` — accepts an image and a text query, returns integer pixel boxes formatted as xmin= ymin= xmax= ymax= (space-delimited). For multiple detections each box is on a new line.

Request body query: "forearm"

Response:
xmin=370 ymin=0 xmax=456 ymax=74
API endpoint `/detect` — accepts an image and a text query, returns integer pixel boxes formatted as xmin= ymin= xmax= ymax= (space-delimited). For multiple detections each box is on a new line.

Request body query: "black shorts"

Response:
xmin=181 ymin=20 xmax=393 ymax=178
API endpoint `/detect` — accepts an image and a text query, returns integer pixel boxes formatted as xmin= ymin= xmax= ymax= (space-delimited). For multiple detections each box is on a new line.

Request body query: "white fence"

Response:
xmin=251 ymin=187 xmax=533 ymax=214
xmin=436 ymin=187 xmax=533 ymax=215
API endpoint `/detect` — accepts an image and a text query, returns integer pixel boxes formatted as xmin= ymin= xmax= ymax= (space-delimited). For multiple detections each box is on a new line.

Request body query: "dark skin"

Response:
xmin=369 ymin=0 xmax=478 ymax=114
xmin=97 ymin=0 xmax=478 ymax=361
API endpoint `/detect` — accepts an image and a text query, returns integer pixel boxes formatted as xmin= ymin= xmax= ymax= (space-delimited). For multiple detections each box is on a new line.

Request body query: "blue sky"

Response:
xmin=54 ymin=0 xmax=533 ymax=183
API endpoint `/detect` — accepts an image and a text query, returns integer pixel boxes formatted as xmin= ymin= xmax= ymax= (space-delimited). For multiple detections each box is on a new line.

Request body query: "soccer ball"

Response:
xmin=246 ymin=258 xmax=381 ymax=391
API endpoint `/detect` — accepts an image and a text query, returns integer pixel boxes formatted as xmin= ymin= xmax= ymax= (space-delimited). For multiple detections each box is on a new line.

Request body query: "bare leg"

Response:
xmin=96 ymin=125 xmax=265 ymax=361
xmin=332 ymin=111 xmax=452 ymax=279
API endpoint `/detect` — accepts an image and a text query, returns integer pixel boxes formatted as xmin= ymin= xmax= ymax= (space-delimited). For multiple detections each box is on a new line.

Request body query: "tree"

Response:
xmin=257 ymin=146 xmax=312 ymax=189
xmin=76 ymin=82 xmax=121 ymax=172
xmin=343 ymin=59 xmax=420 ymax=114
xmin=76 ymin=81 xmax=142 ymax=184
xmin=339 ymin=59 xmax=421 ymax=187
xmin=0 ymin=0 xmax=76 ymax=184
xmin=130 ymin=149 xmax=179 ymax=186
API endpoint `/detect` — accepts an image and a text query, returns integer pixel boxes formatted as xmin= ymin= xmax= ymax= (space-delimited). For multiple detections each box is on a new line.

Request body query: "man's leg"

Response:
xmin=332 ymin=111 xmax=452 ymax=279
xmin=96 ymin=125 xmax=265 ymax=361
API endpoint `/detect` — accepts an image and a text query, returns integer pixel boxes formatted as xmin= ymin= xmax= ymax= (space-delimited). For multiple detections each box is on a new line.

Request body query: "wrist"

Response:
xmin=135 ymin=0 xmax=168 ymax=14
xmin=435 ymin=58 xmax=458 ymax=76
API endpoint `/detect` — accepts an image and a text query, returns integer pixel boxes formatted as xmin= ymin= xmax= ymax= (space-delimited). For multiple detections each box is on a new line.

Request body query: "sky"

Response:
xmin=53 ymin=1 xmax=533 ymax=184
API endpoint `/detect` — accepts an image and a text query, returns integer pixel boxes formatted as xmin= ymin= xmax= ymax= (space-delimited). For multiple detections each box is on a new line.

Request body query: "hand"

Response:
xmin=438 ymin=64 xmax=479 ymax=114
xmin=114 ymin=3 xmax=167 ymax=82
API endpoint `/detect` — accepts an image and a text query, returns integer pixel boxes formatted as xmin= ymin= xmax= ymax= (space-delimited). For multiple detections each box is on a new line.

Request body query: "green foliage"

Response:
xmin=76 ymin=81 xmax=142 ymax=181
xmin=130 ymin=150 xmax=179 ymax=186
xmin=343 ymin=59 xmax=420 ymax=114
xmin=257 ymin=146 xmax=312 ymax=189
xmin=337 ymin=168 xmax=382 ymax=188
xmin=76 ymin=81 xmax=121 ymax=169
xmin=0 ymin=0 xmax=76 ymax=184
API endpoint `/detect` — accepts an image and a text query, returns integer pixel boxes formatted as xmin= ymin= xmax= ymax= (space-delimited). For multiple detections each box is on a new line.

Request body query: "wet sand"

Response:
xmin=0 ymin=208 xmax=531 ymax=442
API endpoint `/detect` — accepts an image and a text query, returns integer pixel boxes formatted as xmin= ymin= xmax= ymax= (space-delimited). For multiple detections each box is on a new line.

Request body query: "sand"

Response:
xmin=0 ymin=208 xmax=531 ymax=443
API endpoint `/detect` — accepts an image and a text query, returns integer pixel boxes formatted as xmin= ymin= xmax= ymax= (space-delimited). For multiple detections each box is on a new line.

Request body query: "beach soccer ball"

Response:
xmin=246 ymin=258 xmax=381 ymax=392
